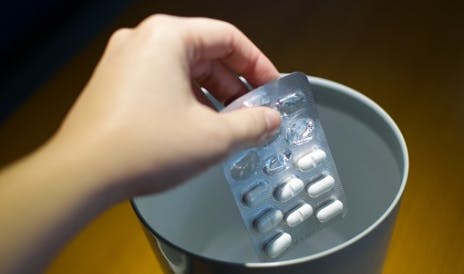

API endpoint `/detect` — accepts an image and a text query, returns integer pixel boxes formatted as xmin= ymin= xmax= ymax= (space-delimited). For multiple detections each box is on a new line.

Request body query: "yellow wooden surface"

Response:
xmin=0 ymin=1 xmax=463 ymax=273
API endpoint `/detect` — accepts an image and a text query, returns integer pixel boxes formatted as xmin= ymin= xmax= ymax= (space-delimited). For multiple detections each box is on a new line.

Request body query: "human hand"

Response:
xmin=0 ymin=15 xmax=283 ymax=273
xmin=48 ymin=14 xmax=281 ymax=198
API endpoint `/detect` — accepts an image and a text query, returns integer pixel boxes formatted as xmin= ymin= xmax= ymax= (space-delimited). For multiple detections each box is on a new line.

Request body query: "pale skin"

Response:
xmin=0 ymin=15 xmax=281 ymax=274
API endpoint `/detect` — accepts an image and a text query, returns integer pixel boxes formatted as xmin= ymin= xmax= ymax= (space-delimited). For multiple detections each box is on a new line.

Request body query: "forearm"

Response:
xmin=0 ymin=14 xmax=281 ymax=274
xmin=0 ymin=142 xmax=119 ymax=274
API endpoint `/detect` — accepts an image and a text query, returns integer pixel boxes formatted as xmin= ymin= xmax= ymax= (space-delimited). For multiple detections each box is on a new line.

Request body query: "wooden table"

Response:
xmin=1 ymin=1 xmax=463 ymax=273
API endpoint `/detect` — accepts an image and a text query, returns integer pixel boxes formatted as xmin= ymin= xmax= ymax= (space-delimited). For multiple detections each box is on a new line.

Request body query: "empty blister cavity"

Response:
xmin=253 ymin=208 xmax=283 ymax=233
xmin=243 ymin=92 xmax=271 ymax=107
xmin=307 ymin=175 xmax=335 ymax=198
xmin=263 ymin=150 xmax=291 ymax=176
xmin=317 ymin=200 xmax=344 ymax=223
xmin=295 ymin=149 xmax=326 ymax=171
xmin=286 ymin=118 xmax=315 ymax=145
xmin=242 ymin=182 xmax=268 ymax=207
xmin=230 ymin=151 xmax=259 ymax=180
xmin=276 ymin=91 xmax=306 ymax=115
xmin=286 ymin=203 xmax=313 ymax=227
xmin=263 ymin=127 xmax=281 ymax=147
xmin=274 ymin=177 xmax=305 ymax=202
xmin=264 ymin=232 xmax=292 ymax=258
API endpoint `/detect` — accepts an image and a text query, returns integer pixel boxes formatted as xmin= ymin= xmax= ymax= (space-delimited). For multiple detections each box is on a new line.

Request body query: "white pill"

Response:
xmin=253 ymin=209 xmax=283 ymax=233
xmin=316 ymin=200 xmax=344 ymax=223
xmin=242 ymin=183 xmax=267 ymax=207
xmin=274 ymin=177 xmax=305 ymax=202
xmin=264 ymin=232 xmax=292 ymax=258
xmin=296 ymin=149 xmax=327 ymax=171
xmin=286 ymin=203 xmax=313 ymax=227
xmin=307 ymin=176 xmax=335 ymax=198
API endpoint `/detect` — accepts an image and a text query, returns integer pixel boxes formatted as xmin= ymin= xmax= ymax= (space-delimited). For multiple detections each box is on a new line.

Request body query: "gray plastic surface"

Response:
xmin=132 ymin=75 xmax=408 ymax=274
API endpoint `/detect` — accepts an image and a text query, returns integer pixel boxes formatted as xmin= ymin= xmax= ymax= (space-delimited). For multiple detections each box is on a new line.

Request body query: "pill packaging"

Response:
xmin=222 ymin=72 xmax=347 ymax=261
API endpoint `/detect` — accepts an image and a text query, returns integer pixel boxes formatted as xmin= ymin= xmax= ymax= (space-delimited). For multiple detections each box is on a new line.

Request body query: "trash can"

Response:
xmin=131 ymin=75 xmax=409 ymax=274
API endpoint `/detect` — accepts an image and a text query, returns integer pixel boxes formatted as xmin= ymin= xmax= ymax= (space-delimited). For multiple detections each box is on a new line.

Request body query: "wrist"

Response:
xmin=35 ymin=138 xmax=123 ymax=206
xmin=0 ymin=138 xmax=120 ymax=273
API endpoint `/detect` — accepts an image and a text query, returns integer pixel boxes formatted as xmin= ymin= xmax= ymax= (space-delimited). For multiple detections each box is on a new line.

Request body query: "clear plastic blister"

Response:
xmin=222 ymin=72 xmax=347 ymax=261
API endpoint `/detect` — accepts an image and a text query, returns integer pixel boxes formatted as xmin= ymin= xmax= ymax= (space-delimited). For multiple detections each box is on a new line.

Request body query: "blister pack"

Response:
xmin=222 ymin=72 xmax=347 ymax=261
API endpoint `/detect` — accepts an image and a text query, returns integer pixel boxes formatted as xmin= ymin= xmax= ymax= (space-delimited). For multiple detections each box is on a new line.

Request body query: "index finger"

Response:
xmin=177 ymin=16 xmax=279 ymax=87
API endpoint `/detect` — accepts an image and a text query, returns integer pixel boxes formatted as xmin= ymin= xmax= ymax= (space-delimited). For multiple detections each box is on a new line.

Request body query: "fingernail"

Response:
xmin=264 ymin=108 xmax=281 ymax=133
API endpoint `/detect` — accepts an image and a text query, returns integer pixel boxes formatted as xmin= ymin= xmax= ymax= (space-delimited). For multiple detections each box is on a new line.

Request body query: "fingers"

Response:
xmin=180 ymin=17 xmax=279 ymax=86
xmin=193 ymin=60 xmax=249 ymax=104
xmin=137 ymin=15 xmax=278 ymax=86
xmin=219 ymin=107 xmax=281 ymax=151
xmin=133 ymin=14 xmax=279 ymax=106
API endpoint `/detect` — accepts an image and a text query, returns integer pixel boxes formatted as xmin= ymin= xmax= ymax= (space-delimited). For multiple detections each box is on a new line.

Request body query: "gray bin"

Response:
xmin=132 ymin=75 xmax=409 ymax=274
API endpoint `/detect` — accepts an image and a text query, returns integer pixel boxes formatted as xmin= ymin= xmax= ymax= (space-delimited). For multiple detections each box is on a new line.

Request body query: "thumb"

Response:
xmin=219 ymin=107 xmax=281 ymax=150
